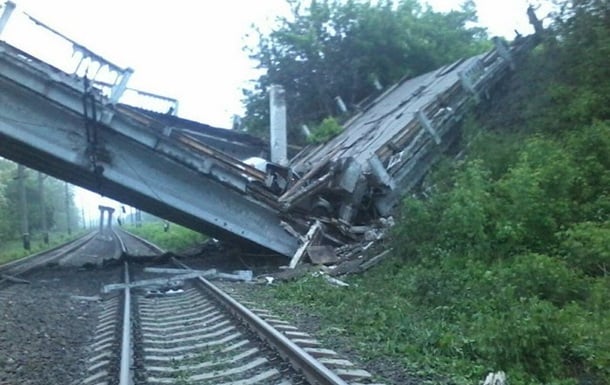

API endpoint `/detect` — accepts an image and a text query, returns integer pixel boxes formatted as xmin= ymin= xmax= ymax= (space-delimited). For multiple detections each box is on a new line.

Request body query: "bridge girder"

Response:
xmin=0 ymin=42 xmax=299 ymax=257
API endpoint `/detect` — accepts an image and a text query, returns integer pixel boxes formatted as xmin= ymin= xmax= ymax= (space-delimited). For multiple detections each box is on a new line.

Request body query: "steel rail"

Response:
xmin=172 ymin=257 xmax=350 ymax=385
xmin=119 ymin=261 xmax=132 ymax=385
xmin=114 ymin=231 xmax=134 ymax=385
xmin=0 ymin=230 xmax=97 ymax=274
xmin=115 ymin=227 xmax=166 ymax=255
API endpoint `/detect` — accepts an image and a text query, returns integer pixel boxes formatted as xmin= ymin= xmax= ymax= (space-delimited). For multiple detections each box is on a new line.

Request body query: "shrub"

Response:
xmin=493 ymin=137 xmax=578 ymax=254
xmin=307 ymin=117 xmax=343 ymax=144
xmin=495 ymin=253 xmax=588 ymax=305
xmin=559 ymin=222 xmax=610 ymax=277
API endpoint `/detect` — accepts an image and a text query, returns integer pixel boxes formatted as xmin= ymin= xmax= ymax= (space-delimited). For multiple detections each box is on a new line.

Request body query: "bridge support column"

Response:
xmin=98 ymin=207 xmax=104 ymax=234
xmin=98 ymin=205 xmax=115 ymax=239
xmin=107 ymin=208 xmax=115 ymax=233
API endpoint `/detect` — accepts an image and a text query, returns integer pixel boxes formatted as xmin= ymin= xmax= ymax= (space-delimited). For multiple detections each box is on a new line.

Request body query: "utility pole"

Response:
xmin=17 ymin=164 xmax=30 ymax=250
xmin=64 ymin=182 xmax=72 ymax=235
xmin=38 ymin=172 xmax=49 ymax=244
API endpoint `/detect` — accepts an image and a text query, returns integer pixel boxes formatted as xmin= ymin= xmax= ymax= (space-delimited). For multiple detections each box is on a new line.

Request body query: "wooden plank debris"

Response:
xmin=324 ymin=275 xmax=349 ymax=287
xmin=289 ymin=220 xmax=321 ymax=268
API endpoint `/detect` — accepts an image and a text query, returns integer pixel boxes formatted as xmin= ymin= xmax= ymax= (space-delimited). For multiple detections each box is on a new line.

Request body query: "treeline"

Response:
xmin=240 ymin=0 xmax=489 ymax=143
xmin=0 ymin=158 xmax=81 ymax=245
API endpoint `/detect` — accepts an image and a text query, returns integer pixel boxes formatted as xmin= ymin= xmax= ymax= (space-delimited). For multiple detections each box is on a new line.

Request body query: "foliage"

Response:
xmin=123 ymin=221 xmax=206 ymax=252
xmin=559 ymin=222 xmax=610 ymax=276
xmin=241 ymin=0 xmax=489 ymax=141
xmin=0 ymin=231 xmax=87 ymax=265
xmin=0 ymin=158 xmax=80 ymax=245
xmin=307 ymin=116 xmax=343 ymax=144
xmin=546 ymin=0 xmax=610 ymax=126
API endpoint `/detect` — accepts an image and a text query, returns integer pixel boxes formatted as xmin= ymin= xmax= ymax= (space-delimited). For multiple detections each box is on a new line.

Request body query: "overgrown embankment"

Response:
xmin=123 ymin=222 xmax=206 ymax=252
xmin=0 ymin=231 xmax=88 ymax=265
xmin=261 ymin=4 xmax=610 ymax=384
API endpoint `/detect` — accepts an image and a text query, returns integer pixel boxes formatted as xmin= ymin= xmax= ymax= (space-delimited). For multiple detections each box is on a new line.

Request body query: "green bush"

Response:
xmin=559 ymin=222 xmax=610 ymax=277
xmin=493 ymin=137 xmax=578 ymax=254
xmin=565 ymin=122 xmax=610 ymax=222
xmin=468 ymin=297 xmax=569 ymax=381
xmin=386 ymin=125 xmax=610 ymax=383
xmin=307 ymin=117 xmax=343 ymax=144
xmin=495 ymin=253 xmax=587 ymax=306
xmin=124 ymin=222 xmax=206 ymax=251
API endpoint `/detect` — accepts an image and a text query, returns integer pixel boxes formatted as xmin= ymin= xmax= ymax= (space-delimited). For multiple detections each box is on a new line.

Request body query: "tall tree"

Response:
xmin=548 ymin=0 xmax=609 ymax=125
xmin=241 ymin=0 xmax=488 ymax=143
xmin=0 ymin=158 xmax=80 ymax=243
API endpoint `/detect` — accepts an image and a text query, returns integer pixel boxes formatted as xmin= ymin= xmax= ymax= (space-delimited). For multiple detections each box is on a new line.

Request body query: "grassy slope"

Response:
xmin=0 ymin=231 xmax=88 ymax=265
xmin=123 ymin=222 xmax=206 ymax=252
xmin=256 ymin=27 xmax=610 ymax=385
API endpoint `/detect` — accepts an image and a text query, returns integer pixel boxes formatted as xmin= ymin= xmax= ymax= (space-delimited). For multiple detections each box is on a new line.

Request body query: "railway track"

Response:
xmin=0 ymin=231 xmax=111 ymax=288
xmin=1 ymin=228 xmax=382 ymax=385
xmin=93 ymin=230 xmax=382 ymax=385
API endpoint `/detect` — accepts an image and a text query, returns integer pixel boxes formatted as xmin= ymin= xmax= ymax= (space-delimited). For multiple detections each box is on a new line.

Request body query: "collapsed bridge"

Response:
xmin=0 ymin=1 xmax=539 ymax=258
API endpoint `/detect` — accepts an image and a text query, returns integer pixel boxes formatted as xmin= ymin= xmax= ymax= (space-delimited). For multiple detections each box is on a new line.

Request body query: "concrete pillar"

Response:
xmin=98 ymin=205 xmax=105 ymax=233
xmin=0 ymin=1 xmax=16 ymax=37
xmin=107 ymin=207 xmax=115 ymax=232
xmin=98 ymin=205 xmax=115 ymax=237
xmin=269 ymin=84 xmax=287 ymax=166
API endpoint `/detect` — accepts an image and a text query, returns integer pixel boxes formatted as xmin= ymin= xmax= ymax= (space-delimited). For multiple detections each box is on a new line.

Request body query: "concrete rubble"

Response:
xmin=256 ymin=31 xmax=541 ymax=272
xmin=102 ymin=267 xmax=255 ymax=295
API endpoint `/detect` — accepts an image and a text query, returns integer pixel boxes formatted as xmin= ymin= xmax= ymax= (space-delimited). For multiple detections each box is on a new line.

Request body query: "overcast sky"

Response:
xmin=3 ymin=0 xmax=552 ymax=219
xmin=10 ymin=0 xmax=552 ymax=128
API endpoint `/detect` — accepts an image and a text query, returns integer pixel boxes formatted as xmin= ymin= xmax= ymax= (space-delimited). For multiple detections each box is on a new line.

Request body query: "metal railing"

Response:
xmin=0 ymin=0 xmax=177 ymax=114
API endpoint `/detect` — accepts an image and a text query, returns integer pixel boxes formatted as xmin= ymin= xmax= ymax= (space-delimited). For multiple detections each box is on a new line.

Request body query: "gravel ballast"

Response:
xmin=0 ymin=265 xmax=121 ymax=385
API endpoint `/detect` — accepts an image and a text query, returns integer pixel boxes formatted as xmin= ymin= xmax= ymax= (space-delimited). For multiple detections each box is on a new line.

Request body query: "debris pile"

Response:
xmin=263 ymin=33 xmax=539 ymax=270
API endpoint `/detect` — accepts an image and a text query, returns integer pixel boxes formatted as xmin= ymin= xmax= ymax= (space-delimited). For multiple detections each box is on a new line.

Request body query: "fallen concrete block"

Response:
xmin=307 ymin=245 xmax=337 ymax=265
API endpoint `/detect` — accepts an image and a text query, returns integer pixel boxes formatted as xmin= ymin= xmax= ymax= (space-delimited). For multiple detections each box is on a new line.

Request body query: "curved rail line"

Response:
xmin=0 ymin=231 xmax=97 ymax=282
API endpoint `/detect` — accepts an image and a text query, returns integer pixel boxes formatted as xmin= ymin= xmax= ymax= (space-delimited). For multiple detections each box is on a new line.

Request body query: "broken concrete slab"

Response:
xmin=143 ymin=266 xmax=253 ymax=282
xmin=307 ymin=245 xmax=338 ymax=265
xmin=216 ymin=270 xmax=253 ymax=282
xmin=102 ymin=271 xmax=207 ymax=293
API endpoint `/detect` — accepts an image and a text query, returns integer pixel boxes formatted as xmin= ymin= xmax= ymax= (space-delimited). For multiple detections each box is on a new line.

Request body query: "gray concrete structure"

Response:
xmin=0 ymin=4 xmax=541 ymax=259
xmin=269 ymin=84 xmax=287 ymax=166
xmin=0 ymin=8 xmax=300 ymax=256
xmin=98 ymin=205 xmax=115 ymax=235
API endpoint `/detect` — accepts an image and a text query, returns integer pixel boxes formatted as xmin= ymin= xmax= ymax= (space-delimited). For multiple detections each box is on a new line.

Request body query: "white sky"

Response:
xmin=4 ymin=0 xmax=552 ymax=220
